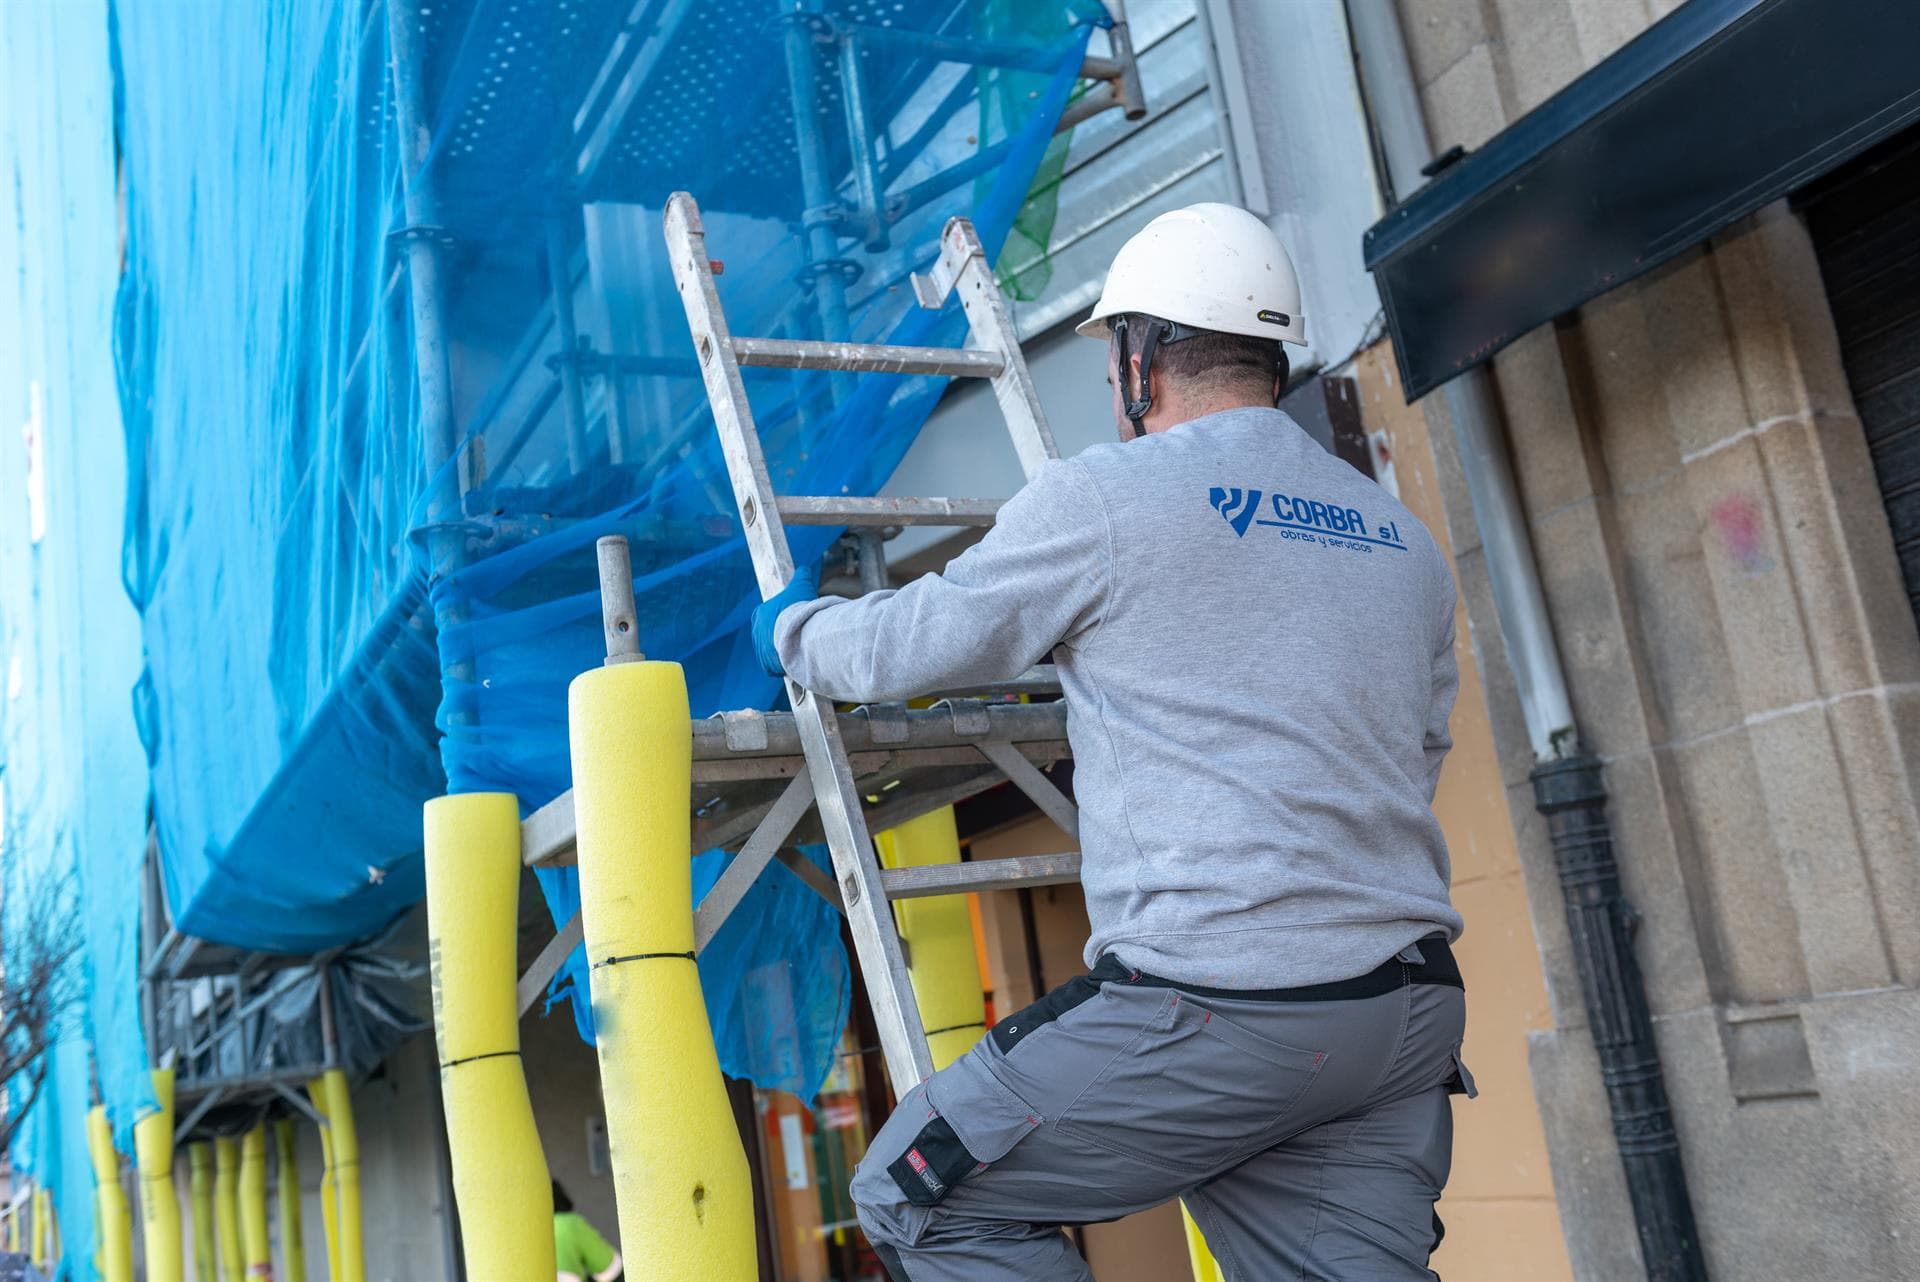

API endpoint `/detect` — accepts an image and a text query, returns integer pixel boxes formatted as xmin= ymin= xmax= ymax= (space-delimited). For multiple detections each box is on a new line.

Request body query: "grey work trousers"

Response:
xmin=851 ymin=953 xmax=1474 ymax=1281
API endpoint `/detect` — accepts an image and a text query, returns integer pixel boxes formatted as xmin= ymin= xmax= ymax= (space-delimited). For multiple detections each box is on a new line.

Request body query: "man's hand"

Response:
xmin=752 ymin=563 xmax=820 ymax=678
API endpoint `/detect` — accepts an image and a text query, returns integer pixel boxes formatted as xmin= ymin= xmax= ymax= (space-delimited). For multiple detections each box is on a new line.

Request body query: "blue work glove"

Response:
xmin=751 ymin=563 xmax=820 ymax=678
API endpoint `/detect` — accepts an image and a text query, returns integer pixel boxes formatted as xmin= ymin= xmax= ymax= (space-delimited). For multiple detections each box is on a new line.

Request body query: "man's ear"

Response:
xmin=1128 ymin=350 xmax=1145 ymax=400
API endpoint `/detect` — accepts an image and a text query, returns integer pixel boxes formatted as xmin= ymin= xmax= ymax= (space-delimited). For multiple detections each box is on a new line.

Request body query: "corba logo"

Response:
xmin=1208 ymin=486 xmax=1410 ymax=552
xmin=1209 ymin=487 xmax=1265 ymax=536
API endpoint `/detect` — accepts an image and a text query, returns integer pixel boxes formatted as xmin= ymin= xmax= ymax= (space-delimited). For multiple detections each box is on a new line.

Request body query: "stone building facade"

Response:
xmin=1353 ymin=1 xmax=1920 ymax=1277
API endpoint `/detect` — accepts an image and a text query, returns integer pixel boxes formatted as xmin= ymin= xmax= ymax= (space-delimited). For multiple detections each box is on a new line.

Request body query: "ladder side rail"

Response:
xmin=934 ymin=217 xmax=1064 ymax=479
xmin=787 ymin=705 xmax=938 ymax=1086
xmin=664 ymin=194 xmax=794 ymax=597
xmin=664 ymin=191 xmax=937 ymax=1091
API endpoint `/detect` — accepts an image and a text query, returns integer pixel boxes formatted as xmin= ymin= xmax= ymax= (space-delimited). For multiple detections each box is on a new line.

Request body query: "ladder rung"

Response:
xmin=881 ymin=852 xmax=1081 ymax=900
xmin=776 ymin=496 xmax=1002 ymax=526
xmin=732 ymin=336 xmax=1005 ymax=378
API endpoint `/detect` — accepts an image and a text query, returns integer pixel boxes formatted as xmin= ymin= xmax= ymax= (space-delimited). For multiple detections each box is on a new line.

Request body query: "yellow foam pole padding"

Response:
xmin=189 ymin=1142 xmax=218 ymax=1282
xmin=319 ymin=1070 xmax=365 ymax=1282
xmin=137 ymin=1067 xmax=186 ymax=1282
xmin=274 ymin=1120 xmax=305 ymax=1282
xmin=1183 ymin=1203 xmax=1225 ymax=1282
xmin=88 ymin=1106 xmax=135 ymax=1282
xmin=239 ymin=1125 xmax=271 ymax=1277
xmin=568 ymin=658 xmax=756 ymax=1279
xmin=214 ymin=1137 xmax=243 ymax=1282
xmin=31 ymin=1185 xmax=49 ymax=1267
xmin=423 ymin=791 xmax=556 ymax=1279
xmin=875 ymin=806 xmax=989 ymax=1071
xmin=304 ymin=1081 xmax=340 ymax=1282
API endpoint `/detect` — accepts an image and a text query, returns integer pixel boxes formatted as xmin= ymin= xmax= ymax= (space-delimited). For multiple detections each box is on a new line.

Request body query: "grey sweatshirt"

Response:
xmin=776 ymin=406 xmax=1462 ymax=988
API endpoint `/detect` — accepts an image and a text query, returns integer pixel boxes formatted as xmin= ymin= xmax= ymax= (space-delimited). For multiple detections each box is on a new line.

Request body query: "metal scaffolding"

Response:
xmin=139 ymin=846 xmax=341 ymax=1138
xmin=138 ymin=0 xmax=1146 ymax=1117
xmin=497 ymin=0 xmax=1145 ymax=1024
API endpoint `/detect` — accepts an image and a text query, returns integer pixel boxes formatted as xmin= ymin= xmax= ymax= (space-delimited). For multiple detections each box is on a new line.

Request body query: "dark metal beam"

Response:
xmin=1365 ymin=0 xmax=1920 ymax=399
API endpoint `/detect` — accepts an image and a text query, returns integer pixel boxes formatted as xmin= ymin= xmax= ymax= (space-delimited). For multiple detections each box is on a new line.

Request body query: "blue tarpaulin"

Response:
xmin=5 ymin=9 xmax=1103 ymax=1265
xmin=0 ymin=0 xmax=155 ymax=1273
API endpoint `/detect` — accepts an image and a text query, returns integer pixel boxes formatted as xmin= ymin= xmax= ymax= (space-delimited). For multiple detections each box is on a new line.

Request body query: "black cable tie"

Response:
xmin=922 ymin=1021 xmax=987 ymax=1038
xmin=591 ymin=950 xmax=696 ymax=971
xmin=438 ymin=1049 xmax=521 ymax=1071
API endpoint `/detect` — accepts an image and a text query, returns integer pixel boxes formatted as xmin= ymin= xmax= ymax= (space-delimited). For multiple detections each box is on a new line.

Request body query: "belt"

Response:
xmin=1092 ymin=934 xmax=1462 ymax=1002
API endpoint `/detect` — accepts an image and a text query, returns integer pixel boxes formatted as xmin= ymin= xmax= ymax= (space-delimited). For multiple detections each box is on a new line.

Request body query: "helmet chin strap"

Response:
xmin=1113 ymin=315 xmax=1286 ymax=438
xmin=1112 ymin=314 xmax=1165 ymax=439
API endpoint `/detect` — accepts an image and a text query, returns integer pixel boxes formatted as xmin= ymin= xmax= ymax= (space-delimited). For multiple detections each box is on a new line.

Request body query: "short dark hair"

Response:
xmin=1114 ymin=312 xmax=1288 ymax=398
xmin=552 ymin=1179 xmax=574 ymax=1214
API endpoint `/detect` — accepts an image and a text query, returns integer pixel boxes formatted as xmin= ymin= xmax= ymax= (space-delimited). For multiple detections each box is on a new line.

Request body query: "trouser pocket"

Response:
xmin=1447 ymin=1042 xmax=1478 ymax=1099
xmin=855 ymin=1047 xmax=1043 ymax=1244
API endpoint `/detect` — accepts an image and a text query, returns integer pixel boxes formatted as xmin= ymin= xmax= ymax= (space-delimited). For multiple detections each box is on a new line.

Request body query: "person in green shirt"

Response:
xmin=553 ymin=1180 xmax=623 ymax=1282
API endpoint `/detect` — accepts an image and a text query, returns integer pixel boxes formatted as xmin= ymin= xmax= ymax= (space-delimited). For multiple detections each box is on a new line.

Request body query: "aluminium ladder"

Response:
xmin=663 ymin=190 xmax=1084 ymax=1092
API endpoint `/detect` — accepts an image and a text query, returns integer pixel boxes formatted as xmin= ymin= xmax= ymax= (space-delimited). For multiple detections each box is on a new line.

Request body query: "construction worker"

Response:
xmin=752 ymin=203 xmax=1470 ymax=1281
xmin=551 ymin=1181 xmax=623 ymax=1282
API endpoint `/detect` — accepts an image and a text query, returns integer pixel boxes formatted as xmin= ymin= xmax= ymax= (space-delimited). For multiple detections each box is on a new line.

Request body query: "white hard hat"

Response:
xmin=1075 ymin=202 xmax=1307 ymax=347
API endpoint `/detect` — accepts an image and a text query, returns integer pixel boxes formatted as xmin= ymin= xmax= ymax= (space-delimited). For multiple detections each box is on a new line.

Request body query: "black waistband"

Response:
xmin=1093 ymin=935 xmax=1462 ymax=1002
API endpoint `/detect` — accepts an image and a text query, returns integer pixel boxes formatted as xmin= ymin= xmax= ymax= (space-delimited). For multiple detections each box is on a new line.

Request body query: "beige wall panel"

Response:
xmin=1357 ymin=347 xmax=1573 ymax=1282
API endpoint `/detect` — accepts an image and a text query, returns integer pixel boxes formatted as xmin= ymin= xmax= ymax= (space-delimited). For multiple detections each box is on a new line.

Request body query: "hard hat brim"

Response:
xmin=1074 ymin=312 xmax=1110 ymax=340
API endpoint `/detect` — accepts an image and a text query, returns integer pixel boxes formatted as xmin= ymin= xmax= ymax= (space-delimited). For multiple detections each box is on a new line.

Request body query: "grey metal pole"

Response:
xmin=1342 ymin=0 xmax=1430 ymax=208
xmin=1102 ymin=0 xmax=1149 ymax=121
xmin=140 ymin=847 xmax=161 ymax=1069
xmin=852 ymin=528 xmax=890 ymax=595
xmin=780 ymin=1 xmax=852 ymax=340
xmin=389 ymin=0 xmax=480 ymax=737
xmin=1344 ymin=3 xmax=1706 ymax=1277
xmin=1344 ymin=0 xmax=1576 ymax=759
xmin=779 ymin=0 xmax=856 ymax=414
xmin=388 ymin=0 xmax=460 ymax=522
xmin=319 ymin=965 xmax=339 ymax=1070
xmin=546 ymin=217 xmax=592 ymax=473
xmin=596 ymin=536 xmax=644 ymax=664
xmin=1442 ymin=371 xmax=1578 ymax=759
xmin=836 ymin=33 xmax=889 ymax=252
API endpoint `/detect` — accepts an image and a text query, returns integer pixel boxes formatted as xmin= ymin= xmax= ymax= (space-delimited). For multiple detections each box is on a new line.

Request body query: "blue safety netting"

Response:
xmin=0 ymin=0 xmax=155 ymax=1273
xmin=5 ymin=1042 xmax=95 ymax=1282
xmin=110 ymin=0 xmax=1099 ymax=1102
